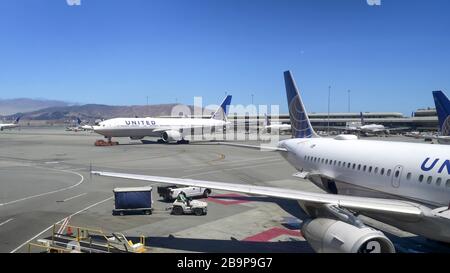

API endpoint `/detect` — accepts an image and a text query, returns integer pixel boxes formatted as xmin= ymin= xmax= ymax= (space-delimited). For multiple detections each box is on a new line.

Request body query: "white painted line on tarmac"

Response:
xmin=0 ymin=218 xmax=13 ymax=227
xmin=57 ymin=193 xmax=87 ymax=203
xmin=1 ymin=168 xmax=84 ymax=207
xmin=10 ymin=196 xmax=113 ymax=253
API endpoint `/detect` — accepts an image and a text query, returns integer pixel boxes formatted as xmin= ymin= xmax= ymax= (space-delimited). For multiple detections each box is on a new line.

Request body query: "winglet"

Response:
xmin=284 ymin=71 xmax=318 ymax=138
xmin=433 ymin=90 xmax=450 ymax=136
xmin=211 ymin=95 xmax=232 ymax=121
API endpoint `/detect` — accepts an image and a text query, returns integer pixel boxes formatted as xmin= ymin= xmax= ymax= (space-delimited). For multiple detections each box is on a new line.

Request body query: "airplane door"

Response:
xmin=391 ymin=165 xmax=403 ymax=188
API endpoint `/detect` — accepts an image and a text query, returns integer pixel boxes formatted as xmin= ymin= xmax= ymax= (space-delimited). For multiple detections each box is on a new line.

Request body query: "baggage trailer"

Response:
xmin=113 ymin=186 xmax=153 ymax=216
xmin=28 ymin=223 xmax=148 ymax=253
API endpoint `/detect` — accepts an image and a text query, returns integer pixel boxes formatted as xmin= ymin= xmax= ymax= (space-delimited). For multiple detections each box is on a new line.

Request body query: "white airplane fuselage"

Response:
xmin=360 ymin=124 xmax=385 ymax=133
xmin=279 ymin=137 xmax=450 ymax=208
xmin=0 ymin=123 xmax=19 ymax=130
xmin=94 ymin=117 xmax=229 ymax=138
xmin=265 ymin=123 xmax=291 ymax=132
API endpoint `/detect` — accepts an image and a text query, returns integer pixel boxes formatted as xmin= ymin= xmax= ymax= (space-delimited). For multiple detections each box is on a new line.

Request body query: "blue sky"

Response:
xmin=0 ymin=0 xmax=449 ymax=114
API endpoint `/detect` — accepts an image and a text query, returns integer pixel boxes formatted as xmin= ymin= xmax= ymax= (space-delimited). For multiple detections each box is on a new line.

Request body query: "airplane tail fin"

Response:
xmin=14 ymin=116 xmax=21 ymax=124
xmin=360 ymin=112 xmax=365 ymax=125
xmin=264 ymin=113 xmax=270 ymax=126
xmin=77 ymin=118 xmax=82 ymax=125
xmin=211 ymin=95 xmax=232 ymax=121
xmin=283 ymin=71 xmax=318 ymax=138
xmin=433 ymin=90 xmax=450 ymax=136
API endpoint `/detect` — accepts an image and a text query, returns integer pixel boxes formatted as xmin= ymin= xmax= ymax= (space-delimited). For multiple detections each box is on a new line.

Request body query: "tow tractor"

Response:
xmin=169 ymin=192 xmax=208 ymax=216
xmin=95 ymin=136 xmax=119 ymax=146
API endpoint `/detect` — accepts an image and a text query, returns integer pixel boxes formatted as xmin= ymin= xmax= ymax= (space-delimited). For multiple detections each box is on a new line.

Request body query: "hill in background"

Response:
xmin=0 ymin=98 xmax=71 ymax=115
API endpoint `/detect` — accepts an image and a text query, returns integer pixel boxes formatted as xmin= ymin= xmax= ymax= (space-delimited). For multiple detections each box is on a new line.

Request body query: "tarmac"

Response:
xmin=0 ymin=127 xmax=449 ymax=253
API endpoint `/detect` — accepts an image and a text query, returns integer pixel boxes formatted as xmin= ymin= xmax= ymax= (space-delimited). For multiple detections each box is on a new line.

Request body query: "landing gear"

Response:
xmin=176 ymin=139 xmax=190 ymax=144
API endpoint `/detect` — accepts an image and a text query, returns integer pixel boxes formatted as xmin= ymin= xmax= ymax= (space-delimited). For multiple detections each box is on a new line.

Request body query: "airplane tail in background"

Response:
xmin=433 ymin=90 xmax=450 ymax=136
xmin=77 ymin=118 xmax=82 ymax=125
xmin=360 ymin=112 xmax=365 ymax=126
xmin=14 ymin=116 xmax=21 ymax=124
xmin=211 ymin=95 xmax=232 ymax=121
xmin=283 ymin=71 xmax=318 ymax=138
xmin=264 ymin=113 xmax=271 ymax=126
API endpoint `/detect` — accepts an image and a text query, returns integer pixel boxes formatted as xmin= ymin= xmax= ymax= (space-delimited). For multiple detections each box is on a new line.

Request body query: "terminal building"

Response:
xmin=223 ymin=108 xmax=439 ymax=132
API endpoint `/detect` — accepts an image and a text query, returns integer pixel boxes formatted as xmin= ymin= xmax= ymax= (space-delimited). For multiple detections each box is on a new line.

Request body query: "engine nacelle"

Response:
xmin=130 ymin=136 xmax=144 ymax=140
xmin=162 ymin=130 xmax=183 ymax=143
xmin=302 ymin=218 xmax=395 ymax=253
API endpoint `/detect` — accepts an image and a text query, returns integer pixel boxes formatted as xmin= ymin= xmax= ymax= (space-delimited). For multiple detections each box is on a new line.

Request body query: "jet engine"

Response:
xmin=162 ymin=130 xmax=183 ymax=143
xmin=302 ymin=218 xmax=395 ymax=253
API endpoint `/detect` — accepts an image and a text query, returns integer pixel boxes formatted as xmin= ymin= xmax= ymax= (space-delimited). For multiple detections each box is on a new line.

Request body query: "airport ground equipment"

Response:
xmin=157 ymin=185 xmax=211 ymax=201
xmin=28 ymin=224 xmax=148 ymax=253
xmin=169 ymin=192 xmax=208 ymax=216
xmin=95 ymin=139 xmax=119 ymax=146
xmin=113 ymin=186 xmax=153 ymax=216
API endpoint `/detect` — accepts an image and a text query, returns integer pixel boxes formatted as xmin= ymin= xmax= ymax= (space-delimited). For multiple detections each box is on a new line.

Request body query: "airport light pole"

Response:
xmin=348 ymin=90 xmax=351 ymax=113
xmin=328 ymin=86 xmax=331 ymax=135
xmin=251 ymin=93 xmax=254 ymax=105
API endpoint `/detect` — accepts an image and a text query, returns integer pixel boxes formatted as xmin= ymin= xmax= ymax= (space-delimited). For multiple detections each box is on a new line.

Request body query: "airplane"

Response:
xmin=93 ymin=95 xmax=232 ymax=144
xmin=65 ymin=118 xmax=83 ymax=132
xmin=432 ymin=90 xmax=450 ymax=144
xmin=338 ymin=112 xmax=408 ymax=136
xmin=263 ymin=113 xmax=291 ymax=134
xmin=93 ymin=71 xmax=450 ymax=253
xmin=0 ymin=116 xmax=21 ymax=131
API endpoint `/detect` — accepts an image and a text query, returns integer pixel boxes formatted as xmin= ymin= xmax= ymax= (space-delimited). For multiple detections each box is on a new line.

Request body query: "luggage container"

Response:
xmin=112 ymin=186 xmax=153 ymax=216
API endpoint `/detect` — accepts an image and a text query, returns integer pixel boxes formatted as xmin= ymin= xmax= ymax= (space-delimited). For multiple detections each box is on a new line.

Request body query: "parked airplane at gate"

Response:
xmin=338 ymin=112 xmax=407 ymax=136
xmin=0 ymin=116 xmax=21 ymax=131
xmin=432 ymin=90 xmax=450 ymax=144
xmin=263 ymin=113 xmax=291 ymax=133
xmin=93 ymin=95 xmax=232 ymax=144
xmin=93 ymin=71 xmax=450 ymax=253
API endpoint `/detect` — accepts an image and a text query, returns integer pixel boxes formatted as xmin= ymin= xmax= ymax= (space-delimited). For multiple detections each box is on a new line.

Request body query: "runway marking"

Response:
xmin=10 ymin=196 xmax=113 ymax=253
xmin=0 ymin=218 xmax=13 ymax=227
xmin=182 ymin=159 xmax=284 ymax=178
xmin=207 ymin=193 xmax=252 ymax=205
xmin=57 ymin=193 xmax=87 ymax=203
xmin=0 ymin=168 xmax=84 ymax=207
xmin=242 ymin=227 xmax=303 ymax=242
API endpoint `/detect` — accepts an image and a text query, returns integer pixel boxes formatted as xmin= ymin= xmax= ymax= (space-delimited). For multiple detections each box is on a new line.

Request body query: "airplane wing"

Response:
xmin=152 ymin=124 xmax=225 ymax=133
xmin=91 ymin=171 xmax=434 ymax=218
xmin=385 ymin=127 xmax=410 ymax=132
xmin=215 ymin=142 xmax=288 ymax=152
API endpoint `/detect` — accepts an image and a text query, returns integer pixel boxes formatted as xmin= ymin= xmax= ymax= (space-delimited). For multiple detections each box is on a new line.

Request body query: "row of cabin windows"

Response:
xmin=416 ymin=174 xmax=450 ymax=188
xmin=303 ymin=155 xmax=393 ymax=177
xmin=304 ymin=155 xmax=450 ymax=189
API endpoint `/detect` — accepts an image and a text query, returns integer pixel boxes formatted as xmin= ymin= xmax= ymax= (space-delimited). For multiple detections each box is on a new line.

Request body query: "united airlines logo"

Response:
xmin=125 ymin=120 xmax=156 ymax=126
xmin=443 ymin=116 xmax=450 ymax=136
xmin=421 ymin=158 xmax=450 ymax=174
xmin=289 ymin=95 xmax=313 ymax=138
